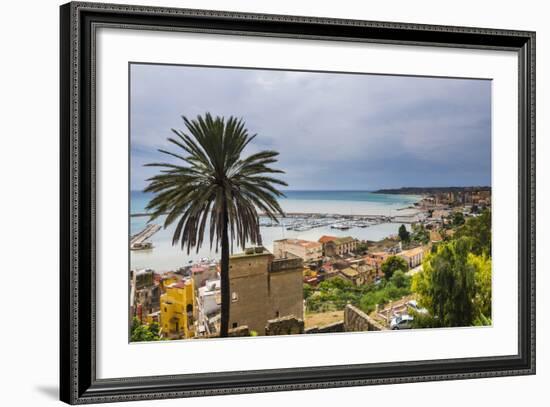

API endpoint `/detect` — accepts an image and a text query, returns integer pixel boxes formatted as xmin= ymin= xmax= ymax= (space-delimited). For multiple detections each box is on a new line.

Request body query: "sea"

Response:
xmin=130 ymin=190 xmax=421 ymax=271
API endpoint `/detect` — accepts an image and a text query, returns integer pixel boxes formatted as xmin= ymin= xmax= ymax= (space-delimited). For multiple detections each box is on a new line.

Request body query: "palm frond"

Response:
xmin=143 ymin=113 xmax=287 ymax=253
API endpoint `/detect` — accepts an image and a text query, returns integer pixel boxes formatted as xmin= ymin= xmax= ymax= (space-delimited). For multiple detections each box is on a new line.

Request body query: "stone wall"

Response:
xmin=268 ymin=267 xmax=304 ymax=322
xmin=198 ymin=325 xmax=250 ymax=338
xmin=265 ymin=315 xmax=304 ymax=335
xmin=271 ymin=256 xmax=303 ymax=272
xmin=344 ymin=304 xmax=387 ymax=332
xmin=228 ymin=325 xmax=250 ymax=337
xmin=305 ymin=321 xmax=344 ymax=334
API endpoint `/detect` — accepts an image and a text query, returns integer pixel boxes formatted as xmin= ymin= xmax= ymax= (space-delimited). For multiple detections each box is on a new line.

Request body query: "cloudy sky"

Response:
xmin=130 ymin=63 xmax=491 ymax=191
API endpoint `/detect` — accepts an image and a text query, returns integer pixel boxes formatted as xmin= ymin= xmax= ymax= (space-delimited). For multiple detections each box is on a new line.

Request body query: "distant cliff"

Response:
xmin=372 ymin=186 xmax=491 ymax=195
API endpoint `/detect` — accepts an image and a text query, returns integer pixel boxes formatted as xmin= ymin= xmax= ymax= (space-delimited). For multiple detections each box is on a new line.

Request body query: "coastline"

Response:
xmin=129 ymin=190 xmax=424 ymax=271
xmin=130 ymin=190 xmax=423 ymax=217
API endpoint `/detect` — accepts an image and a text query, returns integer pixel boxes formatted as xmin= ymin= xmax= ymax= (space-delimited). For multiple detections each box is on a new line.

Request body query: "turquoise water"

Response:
xmin=131 ymin=190 xmax=419 ymax=216
xmin=130 ymin=190 xmax=420 ymax=271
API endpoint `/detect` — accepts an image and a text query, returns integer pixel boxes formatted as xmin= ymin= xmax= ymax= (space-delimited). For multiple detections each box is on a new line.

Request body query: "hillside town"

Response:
xmin=130 ymin=187 xmax=492 ymax=341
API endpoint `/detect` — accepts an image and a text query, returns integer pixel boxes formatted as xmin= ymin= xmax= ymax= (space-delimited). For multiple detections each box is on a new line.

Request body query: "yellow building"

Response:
xmin=159 ymin=278 xmax=195 ymax=339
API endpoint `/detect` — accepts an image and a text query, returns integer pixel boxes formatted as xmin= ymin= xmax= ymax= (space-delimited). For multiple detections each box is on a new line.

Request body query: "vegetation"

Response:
xmin=412 ymin=237 xmax=492 ymax=328
xmin=305 ymin=275 xmax=412 ymax=315
xmin=130 ymin=317 xmax=160 ymax=342
xmin=470 ymin=252 xmax=492 ymax=323
xmin=389 ymin=269 xmax=408 ymax=288
xmin=381 ymin=255 xmax=409 ymax=280
xmin=452 ymin=211 xmax=465 ymax=226
xmin=305 ymin=278 xmax=362 ymax=313
xmin=303 ymin=284 xmax=315 ymax=300
xmin=353 ymin=241 xmax=369 ymax=255
xmin=455 ymin=209 xmax=491 ymax=256
xmin=398 ymin=224 xmax=410 ymax=243
xmin=412 ymin=238 xmax=476 ymax=327
xmin=359 ymin=282 xmax=411 ymax=314
xmin=410 ymin=224 xmax=430 ymax=245
xmin=144 ymin=113 xmax=287 ymax=337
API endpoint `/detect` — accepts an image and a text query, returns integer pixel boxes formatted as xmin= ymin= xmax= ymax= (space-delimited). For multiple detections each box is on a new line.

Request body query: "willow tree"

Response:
xmin=412 ymin=237 xmax=477 ymax=327
xmin=144 ymin=113 xmax=287 ymax=337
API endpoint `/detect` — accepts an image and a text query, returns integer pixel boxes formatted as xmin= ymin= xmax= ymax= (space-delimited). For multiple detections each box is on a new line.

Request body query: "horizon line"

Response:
xmin=130 ymin=186 xmax=491 ymax=193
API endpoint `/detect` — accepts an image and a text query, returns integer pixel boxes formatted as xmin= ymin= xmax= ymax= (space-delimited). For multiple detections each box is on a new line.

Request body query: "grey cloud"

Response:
xmin=130 ymin=64 xmax=491 ymax=191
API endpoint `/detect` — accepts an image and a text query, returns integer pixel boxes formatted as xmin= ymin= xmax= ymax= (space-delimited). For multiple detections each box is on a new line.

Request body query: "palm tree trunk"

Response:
xmin=219 ymin=199 xmax=230 ymax=338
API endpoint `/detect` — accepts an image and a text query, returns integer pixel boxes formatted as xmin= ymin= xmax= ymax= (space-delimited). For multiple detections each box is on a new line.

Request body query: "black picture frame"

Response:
xmin=60 ymin=1 xmax=536 ymax=404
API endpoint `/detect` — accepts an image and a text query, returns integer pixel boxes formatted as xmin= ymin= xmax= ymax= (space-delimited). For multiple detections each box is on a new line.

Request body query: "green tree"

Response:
xmin=358 ymin=280 xmax=411 ymax=314
xmin=411 ymin=224 xmax=429 ymax=245
xmin=398 ymin=224 xmax=410 ymax=243
xmin=455 ymin=209 xmax=491 ymax=256
xmin=452 ymin=211 xmax=465 ymax=226
xmin=381 ymin=255 xmax=408 ymax=280
xmin=304 ymin=275 xmax=412 ymax=315
xmin=389 ymin=269 xmax=410 ymax=289
xmin=412 ymin=237 xmax=477 ymax=327
xmin=145 ymin=113 xmax=286 ymax=337
xmin=353 ymin=241 xmax=369 ymax=254
xmin=149 ymin=321 xmax=160 ymax=338
xmin=303 ymin=284 xmax=314 ymax=300
xmin=469 ymin=253 xmax=492 ymax=322
xmin=130 ymin=317 xmax=161 ymax=342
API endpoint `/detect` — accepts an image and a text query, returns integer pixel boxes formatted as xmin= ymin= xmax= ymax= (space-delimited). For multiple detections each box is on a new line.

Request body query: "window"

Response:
xmin=231 ymin=292 xmax=238 ymax=302
xmin=232 ymin=322 xmax=238 ymax=328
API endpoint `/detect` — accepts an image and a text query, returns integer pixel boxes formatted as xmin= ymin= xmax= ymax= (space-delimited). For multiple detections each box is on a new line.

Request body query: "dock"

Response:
xmin=258 ymin=214 xmax=391 ymax=232
xmin=130 ymin=224 xmax=161 ymax=250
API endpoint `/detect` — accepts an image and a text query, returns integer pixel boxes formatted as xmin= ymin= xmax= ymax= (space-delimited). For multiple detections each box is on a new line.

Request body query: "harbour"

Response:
xmin=130 ymin=223 xmax=161 ymax=250
xmin=129 ymin=190 xmax=423 ymax=270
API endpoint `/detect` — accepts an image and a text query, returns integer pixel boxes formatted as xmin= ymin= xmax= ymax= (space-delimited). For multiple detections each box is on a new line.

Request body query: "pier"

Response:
xmin=257 ymin=211 xmax=427 ymax=231
xmin=257 ymin=212 xmax=419 ymax=233
xmin=130 ymin=224 xmax=161 ymax=250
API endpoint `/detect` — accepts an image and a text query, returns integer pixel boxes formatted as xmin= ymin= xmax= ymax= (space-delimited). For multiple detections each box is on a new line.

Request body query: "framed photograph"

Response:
xmin=60 ymin=1 xmax=535 ymax=404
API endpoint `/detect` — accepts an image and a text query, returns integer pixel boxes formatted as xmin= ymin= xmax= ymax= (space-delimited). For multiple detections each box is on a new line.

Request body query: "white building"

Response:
xmin=196 ymin=279 xmax=221 ymax=335
xmin=398 ymin=246 xmax=427 ymax=268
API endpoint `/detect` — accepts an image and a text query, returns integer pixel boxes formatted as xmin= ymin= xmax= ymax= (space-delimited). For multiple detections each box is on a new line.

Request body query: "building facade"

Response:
xmin=338 ymin=264 xmax=377 ymax=286
xmin=228 ymin=247 xmax=304 ymax=335
xmin=131 ymin=269 xmax=160 ymax=322
xmin=364 ymin=252 xmax=391 ymax=273
xmin=398 ymin=246 xmax=428 ymax=268
xmin=273 ymin=238 xmax=323 ymax=262
xmin=318 ymin=235 xmax=358 ymax=257
xmin=196 ymin=279 xmax=221 ymax=336
xmin=159 ymin=278 xmax=195 ymax=339
xmin=191 ymin=263 xmax=219 ymax=289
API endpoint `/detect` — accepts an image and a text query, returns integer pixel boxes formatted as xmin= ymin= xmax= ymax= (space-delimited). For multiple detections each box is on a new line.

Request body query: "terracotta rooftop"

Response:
xmin=318 ymin=235 xmax=338 ymax=244
xmin=171 ymin=279 xmax=192 ymax=289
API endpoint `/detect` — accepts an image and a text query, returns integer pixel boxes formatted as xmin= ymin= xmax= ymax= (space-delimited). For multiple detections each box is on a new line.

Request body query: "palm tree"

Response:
xmin=144 ymin=113 xmax=287 ymax=337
